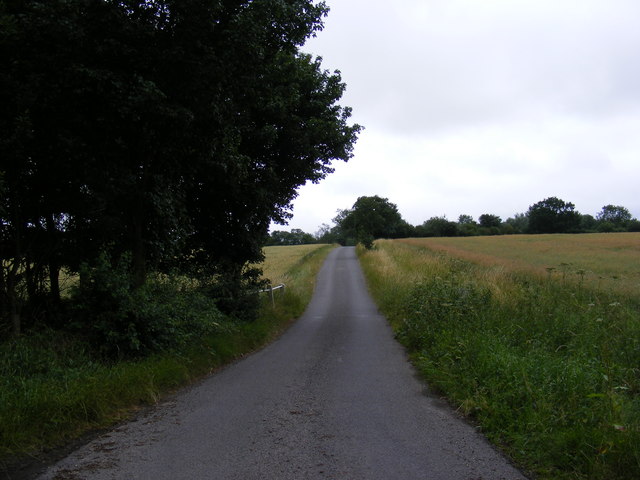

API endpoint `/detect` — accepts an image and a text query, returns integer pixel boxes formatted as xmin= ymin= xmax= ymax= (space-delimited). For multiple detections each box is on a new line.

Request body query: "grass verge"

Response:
xmin=359 ymin=240 xmax=640 ymax=480
xmin=0 ymin=244 xmax=335 ymax=473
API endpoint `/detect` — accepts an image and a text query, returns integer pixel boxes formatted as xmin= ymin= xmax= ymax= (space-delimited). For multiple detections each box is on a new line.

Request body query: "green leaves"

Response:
xmin=1 ymin=0 xmax=360 ymax=333
xmin=332 ymin=195 xmax=409 ymax=247
xmin=527 ymin=196 xmax=581 ymax=234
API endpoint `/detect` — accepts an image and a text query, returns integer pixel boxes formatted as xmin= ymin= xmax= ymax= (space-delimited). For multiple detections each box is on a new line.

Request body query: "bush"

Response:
xmin=359 ymin=233 xmax=375 ymax=250
xmin=199 ymin=266 xmax=267 ymax=322
xmin=597 ymin=221 xmax=617 ymax=233
xmin=627 ymin=219 xmax=640 ymax=232
xmin=72 ymin=253 xmax=223 ymax=358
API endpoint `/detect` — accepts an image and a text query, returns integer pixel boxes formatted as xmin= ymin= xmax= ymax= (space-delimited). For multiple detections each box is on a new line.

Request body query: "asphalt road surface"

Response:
xmin=36 ymin=247 xmax=527 ymax=480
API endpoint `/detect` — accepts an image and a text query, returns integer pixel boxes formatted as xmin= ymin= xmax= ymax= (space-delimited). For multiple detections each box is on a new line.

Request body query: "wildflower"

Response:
xmin=609 ymin=302 xmax=621 ymax=308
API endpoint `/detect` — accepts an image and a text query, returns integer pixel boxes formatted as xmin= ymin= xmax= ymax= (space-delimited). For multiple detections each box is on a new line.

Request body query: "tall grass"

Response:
xmin=359 ymin=239 xmax=640 ymax=480
xmin=0 ymin=244 xmax=335 ymax=471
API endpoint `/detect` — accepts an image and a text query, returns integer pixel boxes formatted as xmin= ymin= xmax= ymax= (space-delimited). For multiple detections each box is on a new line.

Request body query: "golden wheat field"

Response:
xmin=395 ymin=233 xmax=640 ymax=296
xmin=259 ymin=244 xmax=331 ymax=286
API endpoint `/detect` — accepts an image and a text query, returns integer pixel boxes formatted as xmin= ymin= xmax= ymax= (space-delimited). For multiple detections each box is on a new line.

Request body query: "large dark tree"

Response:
xmin=527 ymin=197 xmax=580 ymax=234
xmin=1 ymin=0 xmax=198 ymax=332
xmin=0 ymin=0 xmax=360 ymax=334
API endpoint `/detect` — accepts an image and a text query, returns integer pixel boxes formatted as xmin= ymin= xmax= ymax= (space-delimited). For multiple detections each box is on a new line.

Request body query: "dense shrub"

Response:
xmin=72 ymin=253 xmax=223 ymax=357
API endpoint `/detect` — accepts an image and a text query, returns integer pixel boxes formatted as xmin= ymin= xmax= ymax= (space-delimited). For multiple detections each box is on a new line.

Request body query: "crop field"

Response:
xmin=398 ymin=233 xmax=640 ymax=296
xmin=260 ymin=244 xmax=332 ymax=286
xmin=359 ymin=234 xmax=640 ymax=480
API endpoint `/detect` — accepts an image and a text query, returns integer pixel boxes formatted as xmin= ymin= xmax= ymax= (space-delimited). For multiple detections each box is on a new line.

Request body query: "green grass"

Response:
xmin=359 ymin=238 xmax=640 ymax=480
xmin=0 ymin=244 xmax=335 ymax=470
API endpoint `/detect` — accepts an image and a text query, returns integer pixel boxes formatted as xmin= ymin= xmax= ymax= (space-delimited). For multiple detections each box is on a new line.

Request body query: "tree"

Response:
xmin=1 ymin=0 xmax=195 ymax=333
xmin=579 ymin=214 xmax=598 ymax=232
xmin=505 ymin=213 xmax=529 ymax=234
xmin=314 ymin=223 xmax=334 ymax=243
xmin=333 ymin=196 xmax=408 ymax=248
xmin=266 ymin=229 xmax=315 ymax=246
xmin=417 ymin=217 xmax=458 ymax=237
xmin=175 ymin=0 xmax=361 ymax=298
xmin=478 ymin=214 xmax=502 ymax=228
xmin=628 ymin=219 xmax=640 ymax=232
xmin=527 ymin=197 xmax=580 ymax=234
xmin=0 ymin=0 xmax=361 ymax=333
xmin=596 ymin=205 xmax=632 ymax=227
xmin=456 ymin=214 xmax=478 ymax=236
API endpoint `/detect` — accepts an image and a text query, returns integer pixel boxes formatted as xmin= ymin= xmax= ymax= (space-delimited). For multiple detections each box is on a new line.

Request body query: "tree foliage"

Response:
xmin=505 ymin=213 xmax=529 ymax=234
xmin=527 ymin=197 xmax=581 ymax=234
xmin=416 ymin=217 xmax=458 ymax=238
xmin=0 ymin=0 xmax=361 ymax=339
xmin=458 ymin=214 xmax=474 ymax=225
xmin=266 ymin=229 xmax=316 ymax=246
xmin=332 ymin=196 xmax=409 ymax=248
xmin=478 ymin=214 xmax=502 ymax=228
xmin=597 ymin=205 xmax=632 ymax=227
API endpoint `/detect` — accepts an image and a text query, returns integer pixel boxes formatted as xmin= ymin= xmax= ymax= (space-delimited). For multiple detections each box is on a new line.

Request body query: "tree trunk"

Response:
xmin=131 ymin=210 xmax=146 ymax=290
xmin=49 ymin=262 xmax=60 ymax=304
xmin=11 ymin=310 xmax=20 ymax=337
xmin=25 ymin=261 xmax=37 ymax=301
xmin=8 ymin=263 xmax=21 ymax=337
xmin=46 ymin=214 xmax=61 ymax=303
xmin=9 ymin=218 xmax=23 ymax=337
xmin=0 ymin=264 xmax=7 ymax=337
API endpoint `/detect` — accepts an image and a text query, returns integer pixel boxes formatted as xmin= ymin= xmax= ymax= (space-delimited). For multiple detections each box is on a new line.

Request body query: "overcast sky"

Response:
xmin=280 ymin=0 xmax=640 ymax=234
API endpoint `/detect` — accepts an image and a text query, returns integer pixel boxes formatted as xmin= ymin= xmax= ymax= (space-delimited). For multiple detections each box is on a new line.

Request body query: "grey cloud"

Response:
xmin=308 ymin=0 xmax=640 ymax=134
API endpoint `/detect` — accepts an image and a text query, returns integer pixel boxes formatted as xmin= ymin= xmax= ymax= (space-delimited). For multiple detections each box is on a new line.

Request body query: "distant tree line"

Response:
xmin=0 ymin=0 xmax=360 ymax=344
xmin=265 ymin=229 xmax=316 ymax=246
xmin=276 ymin=196 xmax=639 ymax=248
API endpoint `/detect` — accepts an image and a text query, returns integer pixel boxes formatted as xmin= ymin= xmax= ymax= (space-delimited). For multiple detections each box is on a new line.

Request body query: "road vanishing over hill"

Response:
xmin=37 ymin=247 xmax=527 ymax=480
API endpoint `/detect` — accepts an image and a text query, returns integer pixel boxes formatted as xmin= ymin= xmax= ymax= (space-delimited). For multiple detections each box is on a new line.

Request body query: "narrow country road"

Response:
xmin=36 ymin=247 xmax=527 ymax=480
